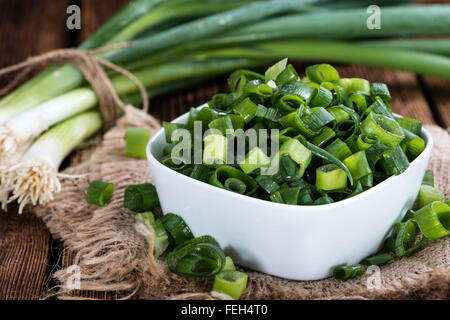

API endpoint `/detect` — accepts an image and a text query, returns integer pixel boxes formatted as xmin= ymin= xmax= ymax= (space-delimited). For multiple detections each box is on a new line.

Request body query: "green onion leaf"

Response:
xmin=333 ymin=264 xmax=365 ymax=281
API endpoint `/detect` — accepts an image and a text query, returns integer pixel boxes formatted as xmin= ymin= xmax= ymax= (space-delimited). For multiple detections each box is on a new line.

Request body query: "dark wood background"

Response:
xmin=0 ymin=0 xmax=448 ymax=299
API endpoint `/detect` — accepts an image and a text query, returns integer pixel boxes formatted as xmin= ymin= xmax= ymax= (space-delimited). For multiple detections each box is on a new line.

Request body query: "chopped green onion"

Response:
xmin=396 ymin=117 xmax=422 ymax=137
xmin=209 ymin=165 xmax=257 ymax=196
xmin=316 ymin=164 xmax=347 ymax=191
xmin=265 ymin=58 xmax=288 ymax=82
xmin=394 ymin=219 xmax=427 ymax=257
xmin=356 ymin=133 xmax=379 ymax=151
xmin=416 ymin=185 xmax=443 ymax=210
xmin=306 ymin=63 xmax=340 ymax=84
xmin=413 ymin=202 xmax=449 ymax=241
xmin=160 ymin=213 xmax=194 ymax=246
xmin=233 ymin=98 xmax=257 ymax=123
xmin=333 ymin=264 xmax=365 ymax=281
xmin=124 ymin=183 xmax=160 ymax=212
xmin=380 ymin=145 xmax=409 ymax=176
xmin=222 ymin=256 xmax=236 ymax=272
xmin=324 ymin=139 xmax=352 ymax=161
xmin=86 ymin=180 xmax=114 ymax=206
xmin=339 ymin=78 xmax=370 ymax=95
xmin=224 ymin=178 xmax=247 ymax=194
xmin=343 ymin=151 xmax=371 ymax=182
xmin=370 ymin=82 xmax=391 ymax=101
xmin=362 ymin=253 xmax=393 ymax=266
xmin=190 ymin=164 xmax=212 ymax=183
xmin=167 ymin=235 xmax=225 ymax=277
xmin=213 ymin=271 xmax=248 ymax=300
xmin=135 ymin=211 xmax=169 ymax=258
xmin=422 ymin=170 xmax=435 ymax=187
xmin=361 ymin=112 xmax=405 ymax=149
xmin=239 ymin=147 xmax=271 ymax=174
xmin=124 ymin=126 xmax=151 ymax=159
xmin=256 ymin=175 xmax=279 ymax=194
xmin=203 ymin=134 xmax=227 ymax=165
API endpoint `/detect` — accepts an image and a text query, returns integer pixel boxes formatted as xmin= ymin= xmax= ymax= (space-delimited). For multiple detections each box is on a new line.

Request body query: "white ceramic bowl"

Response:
xmin=147 ymin=107 xmax=433 ymax=280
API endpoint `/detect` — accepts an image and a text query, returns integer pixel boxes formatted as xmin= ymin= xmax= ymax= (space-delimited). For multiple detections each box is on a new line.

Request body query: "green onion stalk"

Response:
xmin=0 ymin=0 xmax=254 ymax=125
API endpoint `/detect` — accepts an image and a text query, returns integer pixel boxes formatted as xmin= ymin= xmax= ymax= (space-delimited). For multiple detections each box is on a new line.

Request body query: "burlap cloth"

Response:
xmin=34 ymin=107 xmax=449 ymax=300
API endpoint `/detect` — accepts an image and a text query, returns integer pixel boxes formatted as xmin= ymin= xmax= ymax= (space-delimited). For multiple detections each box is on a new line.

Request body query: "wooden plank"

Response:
xmin=0 ymin=0 xmax=70 ymax=300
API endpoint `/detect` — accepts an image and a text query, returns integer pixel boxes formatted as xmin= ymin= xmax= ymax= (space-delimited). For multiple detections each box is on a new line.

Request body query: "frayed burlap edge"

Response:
xmin=34 ymin=116 xmax=449 ymax=300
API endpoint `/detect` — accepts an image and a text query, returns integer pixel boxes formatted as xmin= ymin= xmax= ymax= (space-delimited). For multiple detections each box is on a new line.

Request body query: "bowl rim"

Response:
xmin=147 ymin=106 xmax=433 ymax=212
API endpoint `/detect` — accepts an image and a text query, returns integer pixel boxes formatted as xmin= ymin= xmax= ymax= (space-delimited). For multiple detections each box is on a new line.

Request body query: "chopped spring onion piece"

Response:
xmin=396 ymin=117 xmax=422 ymax=137
xmin=239 ymin=147 xmax=271 ymax=174
xmin=190 ymin=164 xmax=212 ymax=182
xmin=307 ymin=142 xmax=353 ymax=185
xmin=233 ymin=98 xmax=257 ymax=123
xmin=275 ymin=94 xmax=304 ymax=113
xmin=416 ymin=185 xmax=443 ymax=210
xmin=167 ymin=235 xmax=225 ymax=277
xmin=273 ymin=139 xmax=312 ymax=178
xmin=310 ymin=84 xmax=333 ymax=108
xmin=124 ymin=183 xmax=160 ymax=212
xmin=265 ymin=58 xmax=288 ymax=82
xmin=339 ymin=78 xmax=370 ymax=95
xmin=124 ymin=126 xmax=151 ymax=159
xmin=160 ymin=213 xmax=194 ymax=246
xmin=203 ymin=134 xmax=227 ymax=165
xmin=333 ymin=264 xmax=365 ymax=281
xmin=422 ymin=170 xmax=435 ymax=187
xmin=256 ymin=175 xmax=279 ymax=194
xmin=368 ymin=97 xmax=394 ymax=119
xmin=209 ymin=165 xmax=257 ymax=196
xmin=401 ymin=128 xmax=425 ymax=160
xmin=343 ymin=151 xmax=372 ymax=182
xmin=356 ymin=133 xmax=379 ymax=151
xmin=278 ymin=81 xmax=316 ymax=105
xmin=302 ymin=107 xmax=335 ymax=131
xmin=280 ymin=110 xmax=318 ymax=138
xmin=305 ymin=64 xmax=340 ymax=84
xmin=413 ymin=202 xmax=450 ymax=241
xmin=86 ymin=180 xmax=114 ymax=206
xmin=135 ymin=211 xmax=169 ymax=258
xmin=370 ymin=82 xmax=391 ymax=101
xmin=224 ymin=178 xmax=247 ymax=194
xmin=379 ymin=145 xmax=409 ymax=176
xmin=316 ymin=164 xmax=347 ymax=191
xmin=163 ymin=122 xmax=185 ymax=143
xmin=222 ymin=256 xmax=236 ymax=272
xmin=213 ymin=271 xmax=248 ymax=300
xmin=361 ymin=112 xmax=405 ymax=148
xmin=7 ymin=111 xmax=102 ymax=213
xmin=310 ymin=127 xmax=336 ymax=147
xmin=327 ymin=105 xmax=360 ymax=140
xmin=324 ymin=139 xmax=352 ymax=161
xmin=362 ymin=253 xmax=393 ymax=266
xmin=394 ymin=219 xmax=427 ymax=257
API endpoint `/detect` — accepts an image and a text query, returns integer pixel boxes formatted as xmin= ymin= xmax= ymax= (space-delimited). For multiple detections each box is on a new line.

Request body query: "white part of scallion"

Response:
xmin=8 ymin=111 xmax=102 ymax=213
xmin=0 ymin=88 xmax=97 ymax=156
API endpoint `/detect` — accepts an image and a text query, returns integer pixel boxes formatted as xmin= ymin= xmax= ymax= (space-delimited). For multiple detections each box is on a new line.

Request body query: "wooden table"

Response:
xmin=0 ymin=0 xmax=448 ymax=300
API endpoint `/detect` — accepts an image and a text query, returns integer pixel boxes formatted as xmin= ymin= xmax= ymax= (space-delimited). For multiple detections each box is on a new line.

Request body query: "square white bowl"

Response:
xmin=147 ymin=106 xmax=433 ymax=280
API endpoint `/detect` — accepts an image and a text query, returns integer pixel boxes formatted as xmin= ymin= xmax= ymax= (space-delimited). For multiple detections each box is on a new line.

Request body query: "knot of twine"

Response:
xmin=0 ymin=43 xmax=149 ymax=131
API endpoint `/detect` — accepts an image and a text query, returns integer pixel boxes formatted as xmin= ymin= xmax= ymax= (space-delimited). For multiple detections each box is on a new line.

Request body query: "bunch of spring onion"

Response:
xmin=1 ymin=0 xmax=450 ymax=213
xmin=160 ymin=61 xmax=427 ymax=205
